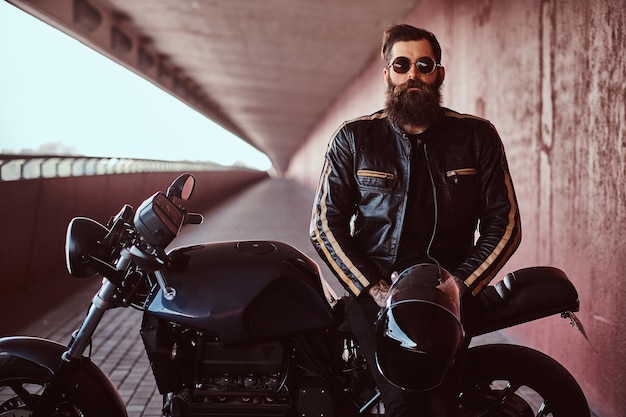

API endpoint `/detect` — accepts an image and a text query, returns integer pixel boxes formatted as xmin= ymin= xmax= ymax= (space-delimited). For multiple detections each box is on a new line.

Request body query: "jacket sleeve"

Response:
xmin=452 ymin=122 xmax=522 ymax=296
xmin=310 ymin=125 xmax=386 ymax=297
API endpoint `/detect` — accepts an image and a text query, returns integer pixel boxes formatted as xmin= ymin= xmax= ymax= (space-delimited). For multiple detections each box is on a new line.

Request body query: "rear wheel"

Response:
xmin=460 ymin=344 xmax=590 ymax=417
xmin=0 ymin=353 xmax=110 ymax=416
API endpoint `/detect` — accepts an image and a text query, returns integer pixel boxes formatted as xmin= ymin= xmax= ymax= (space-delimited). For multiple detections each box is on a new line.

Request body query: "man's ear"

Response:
xmin=383 ymin=68 xmax=390 ymax=88
xmin=438 ymin=66 xmax=446 ymax=83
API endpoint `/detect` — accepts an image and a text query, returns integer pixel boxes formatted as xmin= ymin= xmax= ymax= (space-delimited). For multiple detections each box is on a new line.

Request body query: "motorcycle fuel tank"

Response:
xmin=146 ymin=241 xmax=336 ymax=345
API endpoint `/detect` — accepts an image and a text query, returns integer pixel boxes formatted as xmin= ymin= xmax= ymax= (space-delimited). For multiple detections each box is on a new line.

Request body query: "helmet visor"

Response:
xmin=375 ymin=267 xmax=464 ymax=391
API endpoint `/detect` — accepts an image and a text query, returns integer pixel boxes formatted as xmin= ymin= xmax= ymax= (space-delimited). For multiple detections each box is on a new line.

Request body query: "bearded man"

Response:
xmin=310 ymin=24 xmax=522 ymax=416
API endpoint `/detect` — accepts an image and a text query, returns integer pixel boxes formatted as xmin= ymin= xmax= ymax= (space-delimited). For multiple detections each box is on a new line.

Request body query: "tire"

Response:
xmin=0 ymin=352 xmax=116 ymax=416
xmin=460 ymin=344 xmax=590 ymax=417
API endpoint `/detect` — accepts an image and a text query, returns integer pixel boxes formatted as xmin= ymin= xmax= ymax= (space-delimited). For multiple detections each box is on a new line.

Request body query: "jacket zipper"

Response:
xmin=357 ymin=169 xmax=395 ymax=180
xmin=423 ymin=143 xmax=440 ymax=267
xmin=446 ymin=168 xmax=477 ymax=185
xmin=446 ymin=168 xmax=477 ymax=177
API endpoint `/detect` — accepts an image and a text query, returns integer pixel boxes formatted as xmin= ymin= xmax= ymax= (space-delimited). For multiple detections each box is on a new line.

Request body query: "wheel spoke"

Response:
xmin=462 ymin=345 xmax=589 ymax=416
xmin=0 ymin=354 xmax=90 ymax=416
xmin=537 ymin=401 xmax=550 ymax=417
xmin=494 ymin=381 xmax=521 ymax=404
xmin=10 ymin=381 xmax=38 ymax=407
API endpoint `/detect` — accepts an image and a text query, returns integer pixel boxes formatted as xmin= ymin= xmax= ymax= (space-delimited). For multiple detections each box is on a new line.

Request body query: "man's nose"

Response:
xmin=406 ymin=64 xmax=421 ymax=80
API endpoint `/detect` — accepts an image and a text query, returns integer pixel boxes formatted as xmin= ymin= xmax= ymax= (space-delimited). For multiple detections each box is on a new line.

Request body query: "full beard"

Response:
xmin=384 ymin=75 xmax=443 ymax=129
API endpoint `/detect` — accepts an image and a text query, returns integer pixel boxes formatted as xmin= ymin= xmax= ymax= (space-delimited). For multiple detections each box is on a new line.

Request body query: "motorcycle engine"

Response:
xmin=194 ymin=340 xmax=288 ymax=395
xmin=142 ymin=318 xmax=363 ymax=417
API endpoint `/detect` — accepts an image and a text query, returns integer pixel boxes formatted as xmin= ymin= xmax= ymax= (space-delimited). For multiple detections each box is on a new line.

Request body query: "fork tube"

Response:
xmin=66 ymin=278 xmax=117 ymax=359
xmin=65 ymin=250 xmax=133 ymax=358
xmin=33 ymin=277 xmax=120 ymax=417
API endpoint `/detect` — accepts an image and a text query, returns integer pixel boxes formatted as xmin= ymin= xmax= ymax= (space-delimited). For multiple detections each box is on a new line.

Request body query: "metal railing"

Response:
xmin=0 ymin=154 xmax=237 ymax=181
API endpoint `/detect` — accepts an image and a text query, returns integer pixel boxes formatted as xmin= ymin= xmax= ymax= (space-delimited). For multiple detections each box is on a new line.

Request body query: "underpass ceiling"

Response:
xmin=7 ymin=0 xmax=420 ymax=173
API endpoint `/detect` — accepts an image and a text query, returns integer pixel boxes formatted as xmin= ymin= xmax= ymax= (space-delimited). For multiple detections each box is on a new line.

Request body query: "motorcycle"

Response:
xmin=0 ymin=174 xmax=591 ymax=416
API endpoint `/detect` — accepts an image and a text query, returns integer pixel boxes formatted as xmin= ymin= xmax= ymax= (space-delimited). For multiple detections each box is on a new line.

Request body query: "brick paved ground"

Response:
xmin=7 ymin=178 xmax=592 ymax=416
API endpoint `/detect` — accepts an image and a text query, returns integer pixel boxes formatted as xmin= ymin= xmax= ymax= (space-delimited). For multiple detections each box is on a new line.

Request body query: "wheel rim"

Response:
xmin=460 ymin=379 xmax=549 ymax=417
xmin=0 ymin=377 xmax=84 ymax=417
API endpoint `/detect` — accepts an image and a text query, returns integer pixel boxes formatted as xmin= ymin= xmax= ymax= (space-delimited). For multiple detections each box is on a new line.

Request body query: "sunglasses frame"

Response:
xmin=387 ymin=56 xmax=442 ymax=76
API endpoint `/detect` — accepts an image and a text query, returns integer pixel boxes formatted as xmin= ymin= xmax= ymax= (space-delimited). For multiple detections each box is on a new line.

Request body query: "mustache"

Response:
xmin=389 ymin=80 xmax=433 ymax=101
xmin=405 ymin=79 xmax=427 ymax=90
xmin=393 ymin=78 xmax=428 ymax=94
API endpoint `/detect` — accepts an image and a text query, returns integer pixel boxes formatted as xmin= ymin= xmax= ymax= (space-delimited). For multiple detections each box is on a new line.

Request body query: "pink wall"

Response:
xmin=288 ymin=1 xmax=625 ymax=415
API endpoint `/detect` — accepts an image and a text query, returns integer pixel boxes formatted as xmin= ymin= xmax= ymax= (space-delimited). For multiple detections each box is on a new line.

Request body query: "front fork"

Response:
xmin=32 ymin=274 xmax=121 ymax=416
xmin=31 ymin=245 xmax=174 ymax=416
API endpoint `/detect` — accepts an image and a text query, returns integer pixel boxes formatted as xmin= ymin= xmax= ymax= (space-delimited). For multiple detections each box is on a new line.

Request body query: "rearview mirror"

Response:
xmin=166 ymin=173 xmax=195 ymax=200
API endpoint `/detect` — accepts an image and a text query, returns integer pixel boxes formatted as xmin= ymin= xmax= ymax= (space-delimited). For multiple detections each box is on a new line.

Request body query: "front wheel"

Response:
xmin=0 ymin=352 xmax=116 ymax=416
xmin=460 ymin=344 xmax=590 ymax=417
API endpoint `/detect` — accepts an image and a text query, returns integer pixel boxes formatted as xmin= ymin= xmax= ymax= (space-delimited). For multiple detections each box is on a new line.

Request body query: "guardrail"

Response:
xmin=0 ymin=154 xmax=239 ymax=181
xmin=0 ymin=156 xmax=270 ymax=333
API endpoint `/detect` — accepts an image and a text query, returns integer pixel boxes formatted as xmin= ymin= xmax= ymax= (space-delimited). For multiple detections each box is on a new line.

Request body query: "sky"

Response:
xmin=0 ymin=2 xmax=272 ymax=171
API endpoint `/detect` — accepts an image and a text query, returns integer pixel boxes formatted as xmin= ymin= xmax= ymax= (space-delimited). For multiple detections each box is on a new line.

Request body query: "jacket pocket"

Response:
xmin=357 ymin=169 xmax=396 ymax=190
xmin=446 ymin=168 xmax=477 ymax=185
xmin=357 ymin=169 xmax=396 ymax=180
xmin=441 ymin=167 xmax=479 ymax=224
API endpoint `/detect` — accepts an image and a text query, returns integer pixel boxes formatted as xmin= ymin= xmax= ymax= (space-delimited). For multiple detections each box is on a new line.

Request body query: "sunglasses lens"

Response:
xmin=390 ymin=57 xmax=438 ymax=75
xmin=391 ymin=57 xmax=411 ymax=74
xmin=417 ymin=57 xmax=436 ymax=74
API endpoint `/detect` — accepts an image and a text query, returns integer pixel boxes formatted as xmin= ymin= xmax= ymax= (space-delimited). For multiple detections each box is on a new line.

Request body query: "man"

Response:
xmin=310 ymin=24 xmax=521 ymax=416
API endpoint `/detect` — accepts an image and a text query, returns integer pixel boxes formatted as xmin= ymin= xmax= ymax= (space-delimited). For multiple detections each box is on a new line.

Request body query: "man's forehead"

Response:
xmin=391 ymin=40 xmax=435 ymax=58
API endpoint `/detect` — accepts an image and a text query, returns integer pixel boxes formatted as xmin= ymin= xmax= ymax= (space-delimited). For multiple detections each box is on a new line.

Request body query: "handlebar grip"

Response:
xmin=186 ymin=213 xmax=204 ymax=225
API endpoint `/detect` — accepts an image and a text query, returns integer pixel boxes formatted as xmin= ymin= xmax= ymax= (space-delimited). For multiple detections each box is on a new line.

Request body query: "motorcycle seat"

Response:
xmin=465 ymin=266 xmax=580 ymax=337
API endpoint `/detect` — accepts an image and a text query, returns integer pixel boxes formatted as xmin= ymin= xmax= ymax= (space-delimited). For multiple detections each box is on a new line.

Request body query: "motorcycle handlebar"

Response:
xmin=66 ymin=174 xmax=200 ymax=280
xmin=134 ymin=174 xmax=200 ymax=247
xmin=185 ymin=212 xmax=204 ymax=225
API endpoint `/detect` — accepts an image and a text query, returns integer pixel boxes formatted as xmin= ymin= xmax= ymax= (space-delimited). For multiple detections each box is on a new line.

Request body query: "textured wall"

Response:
xmin=288 ymin=1 xmax=626 ymax=415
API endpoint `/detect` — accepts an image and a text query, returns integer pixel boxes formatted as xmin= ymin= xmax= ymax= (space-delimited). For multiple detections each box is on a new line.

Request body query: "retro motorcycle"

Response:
xmin=0 ymin=174 xmax=591 ymax=416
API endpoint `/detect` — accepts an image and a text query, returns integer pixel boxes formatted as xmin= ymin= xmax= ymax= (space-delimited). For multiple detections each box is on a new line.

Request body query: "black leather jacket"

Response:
xmin=310 ymin=108 xmax=521 ymax=298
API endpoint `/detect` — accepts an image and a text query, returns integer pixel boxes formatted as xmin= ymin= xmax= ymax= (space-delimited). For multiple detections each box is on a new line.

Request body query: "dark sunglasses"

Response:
xmin=388 ymin=56 xmax=441 ymax=75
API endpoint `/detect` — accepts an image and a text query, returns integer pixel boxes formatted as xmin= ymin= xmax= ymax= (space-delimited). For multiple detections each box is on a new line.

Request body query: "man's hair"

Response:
xmin=381 ymin=24 xmax=442 ymax=65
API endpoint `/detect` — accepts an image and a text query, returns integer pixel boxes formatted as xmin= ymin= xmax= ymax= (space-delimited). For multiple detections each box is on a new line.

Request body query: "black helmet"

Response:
xmin=374 ymin=264 xmax=464 ymax=391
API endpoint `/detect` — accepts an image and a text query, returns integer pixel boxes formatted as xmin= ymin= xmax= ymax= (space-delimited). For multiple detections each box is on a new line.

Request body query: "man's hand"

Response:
xmin=368 ymin=279 xmax=391 ymax=308
xmin=437 ymin=275 xmax=467 ymax=299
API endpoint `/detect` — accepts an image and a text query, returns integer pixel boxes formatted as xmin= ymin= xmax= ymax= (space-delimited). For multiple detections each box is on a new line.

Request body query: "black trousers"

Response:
xmin=346 ymin=296 xmax=466 ymax=417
